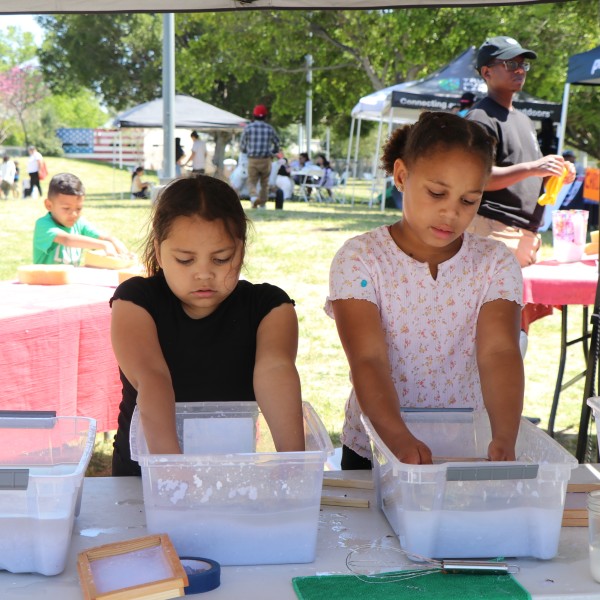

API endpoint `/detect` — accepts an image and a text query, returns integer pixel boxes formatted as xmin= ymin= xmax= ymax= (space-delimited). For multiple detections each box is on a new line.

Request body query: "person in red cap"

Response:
xmin=240 ymin=104 xmax=280 ymax=208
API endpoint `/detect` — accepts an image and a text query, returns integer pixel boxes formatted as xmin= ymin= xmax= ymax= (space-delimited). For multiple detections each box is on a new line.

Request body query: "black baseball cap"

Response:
xmin=476 ymin=36 xmax=537 ymax=71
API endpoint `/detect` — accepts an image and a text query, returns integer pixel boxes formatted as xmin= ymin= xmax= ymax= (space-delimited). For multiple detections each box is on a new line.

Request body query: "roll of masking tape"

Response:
xmin=179 ymin=557 xmax=221 ymax=594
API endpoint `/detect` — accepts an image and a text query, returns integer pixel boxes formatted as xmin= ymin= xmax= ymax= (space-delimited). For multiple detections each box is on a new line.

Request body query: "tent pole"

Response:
xmin=380 ymin=106 xmax=394 ymax=212
xmin=557 ymin=82 xmax=570 ymax=155
xmin=344 ymin=117 xmax=354 ymax=205
xmin=370 ymin=117 xmax=384 ymax=208
xmin=352 ymin=118 xmax=362 ymax=206
xmin=162 ymin=13 xmax=176 ymax=181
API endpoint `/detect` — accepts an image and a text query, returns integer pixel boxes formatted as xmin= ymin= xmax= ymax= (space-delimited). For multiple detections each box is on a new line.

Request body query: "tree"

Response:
xmin=0 ymin=26 xmax=37 ymax=72
xmin=0 ymin=66 xmax=48 ymax=147
xmin=37 ymin=14 xmax=162 ymax=111
xmin=44 ymin=88 xmax=108 ymax=129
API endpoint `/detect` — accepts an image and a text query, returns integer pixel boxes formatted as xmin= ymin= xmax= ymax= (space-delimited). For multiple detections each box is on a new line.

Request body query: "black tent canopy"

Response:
xmin=566 ymin=45 xmax=600 ymax=86
xmin=389 ymin=47 xmax=561 ymax=122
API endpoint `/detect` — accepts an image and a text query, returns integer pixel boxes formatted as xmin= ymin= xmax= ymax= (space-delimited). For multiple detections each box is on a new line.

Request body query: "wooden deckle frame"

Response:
xmin=77 ymin=534 xmax=188 ymax=600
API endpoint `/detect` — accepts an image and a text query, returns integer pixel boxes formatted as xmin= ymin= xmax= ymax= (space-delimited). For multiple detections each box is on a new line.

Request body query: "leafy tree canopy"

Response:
xmin=0 ymin=27 xmax=38 ymax=70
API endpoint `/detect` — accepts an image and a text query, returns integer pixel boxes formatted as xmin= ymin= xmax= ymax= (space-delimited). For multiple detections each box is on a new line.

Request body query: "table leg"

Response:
xmin=548 ymin=307 xmax=569 ymax=437
xmin=547 ymin=306 xmax=591 ymax=438
xmin=577 ymin=306 xmax=600 ymax=463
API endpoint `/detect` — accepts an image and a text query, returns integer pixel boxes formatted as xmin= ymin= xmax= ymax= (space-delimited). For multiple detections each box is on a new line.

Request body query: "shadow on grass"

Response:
xmin=554 ymin=429 xmax=598 ymax=462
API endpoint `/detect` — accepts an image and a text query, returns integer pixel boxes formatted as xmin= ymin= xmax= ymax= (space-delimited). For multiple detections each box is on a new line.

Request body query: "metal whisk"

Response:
xmin=345 ymin=544 xmax=519 ymax=583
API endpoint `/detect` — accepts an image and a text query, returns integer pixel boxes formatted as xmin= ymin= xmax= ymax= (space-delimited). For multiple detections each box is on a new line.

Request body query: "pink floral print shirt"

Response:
xmin=325 ymin=225 xmax=523 ymax=459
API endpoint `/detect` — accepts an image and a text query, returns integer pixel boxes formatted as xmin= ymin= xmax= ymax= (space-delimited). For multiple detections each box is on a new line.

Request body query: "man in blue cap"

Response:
xmin=466 ymin=36 xmax=575 ymax=353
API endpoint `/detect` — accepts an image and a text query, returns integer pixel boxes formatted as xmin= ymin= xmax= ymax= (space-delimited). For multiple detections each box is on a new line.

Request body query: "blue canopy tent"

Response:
xmin=557 ymin=45 xmax=600 ymax=153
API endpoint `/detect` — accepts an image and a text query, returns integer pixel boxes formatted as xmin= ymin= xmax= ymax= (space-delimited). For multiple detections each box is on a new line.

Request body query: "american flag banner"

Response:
xmin=55 ymin=128 xmax=145 ymax=168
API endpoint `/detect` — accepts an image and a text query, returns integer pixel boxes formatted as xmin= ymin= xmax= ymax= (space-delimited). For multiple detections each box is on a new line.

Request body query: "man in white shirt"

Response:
xmin=185 ymin=131 xmax=207 ymax=174
xmin=0 ymin=154 xmax=16 ymax=199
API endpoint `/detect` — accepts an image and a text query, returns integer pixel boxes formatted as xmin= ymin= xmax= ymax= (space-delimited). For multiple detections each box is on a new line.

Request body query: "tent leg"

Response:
xmin=352 ymin=119 xmax=362 ymax=206
xmin=344 ymin=118 xmax=354 ymax=205
xmin=370 ymin=118 xmax=384 ymax=208
xmin=557 ymin=83 xmax=570 ymax=155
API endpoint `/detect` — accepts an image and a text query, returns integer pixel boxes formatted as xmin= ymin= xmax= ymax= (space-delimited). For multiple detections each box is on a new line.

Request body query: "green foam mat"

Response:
xmin=292 ymin=571 xmax=531 ymax=600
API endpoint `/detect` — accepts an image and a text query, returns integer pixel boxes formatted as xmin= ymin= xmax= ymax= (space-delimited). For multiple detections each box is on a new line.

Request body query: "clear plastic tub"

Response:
xmin=130 ymin=401 xmax=333 ymax=566
xmin=0 ymin=412 xmax=96 ymax=575
xmin=362 ymin=409 xmax=577 ymax=560
xmin=586 ymin=397 xmax=600 ymax=458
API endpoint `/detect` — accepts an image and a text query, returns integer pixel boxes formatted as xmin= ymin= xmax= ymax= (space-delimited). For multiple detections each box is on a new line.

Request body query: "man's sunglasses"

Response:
xmin=488 ymin=60 xmax=531 ymax=72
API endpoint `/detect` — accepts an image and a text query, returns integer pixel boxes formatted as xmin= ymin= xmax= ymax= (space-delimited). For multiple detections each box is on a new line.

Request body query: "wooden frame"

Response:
xmin=77 ymin=534 xmax=188 ymax=600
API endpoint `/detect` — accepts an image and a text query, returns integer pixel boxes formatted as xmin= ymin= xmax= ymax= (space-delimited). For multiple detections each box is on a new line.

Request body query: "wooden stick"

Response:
xmin=323 ymin=477 xmax=374 ymax=490
xmin=567 ymin=483 xmax=600 ymax=493
xmin=563 ymin=508 xmax=587 ymax=519
xmin=562 ymin=517 xmax=588 ymax=527
xmin=321 ymin=495 xmax=370 ymax=509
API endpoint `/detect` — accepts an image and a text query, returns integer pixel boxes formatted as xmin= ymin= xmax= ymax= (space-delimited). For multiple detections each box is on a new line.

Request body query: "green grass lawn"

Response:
xmin=1 ymin=156 xmax=595 ymax=473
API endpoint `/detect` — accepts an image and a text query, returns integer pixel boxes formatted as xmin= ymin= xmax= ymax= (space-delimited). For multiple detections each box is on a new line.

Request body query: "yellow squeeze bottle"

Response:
xmin=538 ymin=167 xmax=568 ymax=206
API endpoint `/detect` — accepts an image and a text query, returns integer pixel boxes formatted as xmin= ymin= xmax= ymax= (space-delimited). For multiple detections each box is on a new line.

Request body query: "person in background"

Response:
xmin=466 ymin=36 xmax=575 ymax=353
xmin=326 ymin=111 xmax=523 ymax=469
xmin=0 ymin=154 xmax=16 ymax=199
xmin=456 ymin=92 xmax=476 ymax=117
xmin=240 ymin=104 xmax=280 ymax=208
xmin=175 ymin=137 xmax=185 ymax=176
xmin=275 ymin=155 xmax=294 ymax=201
xmin=13 ymin=160 xmax=20 ymax=199
xmin=185 ymin=130 xmax=207 ymax=175
xmin=131 ymin=167 xmax=151 ymax=199
xmin=33 ymin=173 xmax=129 ymax=265
xmin=292 ymin=152 xmax=315 ymax=199
xmin=25 ymin=145 xmax=43 ymax=198
xmin=315 ymin=154 xmax=335 ymax=199
xmin=537 ymin=118 xmax=558 ymax=156
xmin=109 ymin=175 xmax=305 ymax=475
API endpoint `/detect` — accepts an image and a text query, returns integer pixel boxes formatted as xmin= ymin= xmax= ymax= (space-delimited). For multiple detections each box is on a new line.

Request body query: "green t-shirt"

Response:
xmin=33 ymin=212 xmax=101 ymax=265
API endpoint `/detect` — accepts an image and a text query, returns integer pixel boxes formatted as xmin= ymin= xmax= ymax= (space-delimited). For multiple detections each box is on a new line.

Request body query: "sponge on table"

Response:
xmin=17 ymin=265 xmax=74 ymax=285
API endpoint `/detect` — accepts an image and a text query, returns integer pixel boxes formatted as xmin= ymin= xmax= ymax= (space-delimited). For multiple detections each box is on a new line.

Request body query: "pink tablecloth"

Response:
xmin=522 ymin=258 xmax=598 ymax=306
xmin=0 ymin=280 xmax=122 ymax=432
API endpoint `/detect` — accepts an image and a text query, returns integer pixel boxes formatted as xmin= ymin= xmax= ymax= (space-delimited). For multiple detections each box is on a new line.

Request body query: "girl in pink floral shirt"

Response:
xmin=325 ymin=112 xmax=523 ymax=469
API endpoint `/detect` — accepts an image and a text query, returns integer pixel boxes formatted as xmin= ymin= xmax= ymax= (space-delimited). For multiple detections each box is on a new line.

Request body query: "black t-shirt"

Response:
xmin=110 ymin=275 xmax=294 ymax=475
xmin=467 ymin=97 xmax=545 ymax=232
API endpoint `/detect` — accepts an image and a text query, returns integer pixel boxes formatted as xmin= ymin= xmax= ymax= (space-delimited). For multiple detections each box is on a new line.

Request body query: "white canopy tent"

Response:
xmin=113 ymin=94 xmax=248 ymax=131
xmin=112 ymin=94 xmax=248 ymax=178
xmin=0 ymin=0 xmax=572 ymax=11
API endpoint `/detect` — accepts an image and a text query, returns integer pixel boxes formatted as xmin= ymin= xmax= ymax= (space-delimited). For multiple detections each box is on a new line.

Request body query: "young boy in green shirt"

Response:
xmin=33 ymin=173 xmax=129 ymax=265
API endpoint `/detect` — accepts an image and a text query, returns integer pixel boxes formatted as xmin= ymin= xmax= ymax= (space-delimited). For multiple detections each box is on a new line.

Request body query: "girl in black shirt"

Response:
xmin=110 ymin=175 xmax=305 ymax=475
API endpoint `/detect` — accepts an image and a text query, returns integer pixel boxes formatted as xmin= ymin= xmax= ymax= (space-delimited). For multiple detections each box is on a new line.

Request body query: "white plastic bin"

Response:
xmin=0 ymin=412 xmax=96 ymax=575
xmin=130 ymin=401 xmax=333 ymax=566
xmin=362 ymin=409 xmax=577 ymax=560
